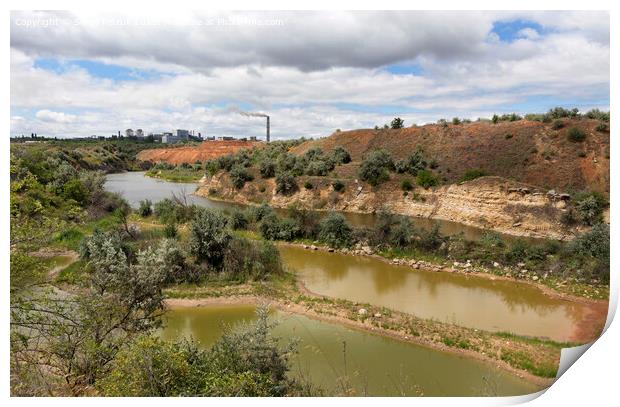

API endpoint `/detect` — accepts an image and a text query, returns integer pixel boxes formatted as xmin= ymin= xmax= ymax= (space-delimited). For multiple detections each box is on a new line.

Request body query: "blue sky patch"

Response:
xmin=383 ymin=64 xmax=424 ymax=75
xmin=34 ymin=57 xmax=172 ymax=81
xmin=491 ymin=19 xmax=545 ymax=42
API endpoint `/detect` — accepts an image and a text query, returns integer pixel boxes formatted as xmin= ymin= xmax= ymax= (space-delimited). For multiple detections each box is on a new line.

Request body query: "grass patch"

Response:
xmin=500 ymin=349 xmax=557 ymax=378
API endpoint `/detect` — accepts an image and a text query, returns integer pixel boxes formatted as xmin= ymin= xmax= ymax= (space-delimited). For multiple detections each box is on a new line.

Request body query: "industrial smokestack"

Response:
xmin=238 ymin=110 xmax=270 ymax=142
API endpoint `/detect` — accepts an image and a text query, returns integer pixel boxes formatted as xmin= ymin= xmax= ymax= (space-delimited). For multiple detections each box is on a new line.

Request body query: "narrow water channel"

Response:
xmin=104 ymin=171 xmax=520 ymax=239
xmin=279 ymin=245 xmax=590 ymax=342
xmin=161 ymin=305 xmax=542 ymax=396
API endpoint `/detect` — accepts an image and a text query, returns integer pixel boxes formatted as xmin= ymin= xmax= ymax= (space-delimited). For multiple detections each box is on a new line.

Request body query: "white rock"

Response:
xmin=358 ymin=308 xmax=368 ymax=316
xmin=374 ymin=313 xmax=382 ymax=318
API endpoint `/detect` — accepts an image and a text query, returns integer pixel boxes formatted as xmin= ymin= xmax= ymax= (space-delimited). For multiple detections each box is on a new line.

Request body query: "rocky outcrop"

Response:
xmin=196 ymin=173 xmax=580 ymax=240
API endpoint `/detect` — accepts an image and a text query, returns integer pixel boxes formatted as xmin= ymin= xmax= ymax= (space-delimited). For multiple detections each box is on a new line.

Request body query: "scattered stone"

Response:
xmin=517 ymin=262 xmax=526 ymax=268
xmin=532 ymin=275 xmax=539 ymax=281
xmin=512 ymin=222 xmax=522 ymax=227
xmin=374 ymin=313 xmax=382 ymax=318
xmin=493 ymin=262 xmax=500 ymax=268
xmin=358 ymin=308 xmax=368 ymax=316
xmin=303 ymin=245 xmax=310 ymax=249
xmin=328 ymin=248 xmax=335 ymax=252
xmin=559 ymin=193 xmax=571 ymax=201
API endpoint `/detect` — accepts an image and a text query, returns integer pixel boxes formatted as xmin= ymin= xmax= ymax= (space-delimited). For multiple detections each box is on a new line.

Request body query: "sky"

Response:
xmin=10 ymin=10 xmax=610 ymax=140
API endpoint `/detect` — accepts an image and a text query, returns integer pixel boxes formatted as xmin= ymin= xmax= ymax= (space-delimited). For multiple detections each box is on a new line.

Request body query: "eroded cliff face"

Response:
xmin=196 ymin=174 xmax=581 ymax=240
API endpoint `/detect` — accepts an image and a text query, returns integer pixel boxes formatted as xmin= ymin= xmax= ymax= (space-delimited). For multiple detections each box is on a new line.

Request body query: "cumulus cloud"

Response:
xmin=35 ymin=109 xmax=77 ymax=123
xmin=9 ymin=10 xmax=610 ymax=139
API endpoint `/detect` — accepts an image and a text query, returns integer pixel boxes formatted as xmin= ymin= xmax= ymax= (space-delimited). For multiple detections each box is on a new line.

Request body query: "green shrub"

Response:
xmin=275 ymin=172 xmax=297 ymax=195
xmin=551 ymin=120 xmax=564 ymax=130
xmin=230 ymin=166 xmax=253 ymax=189
xmin=573 ymin=191 xmax=608 ymax=225
xmin=138 ymin=199 xmax=152 ymax=217
xmin=188 ymin=209 xmax=232 ymax=267
xmin=400 ymin=179 xmax=413 ymax=191
xmin=163 ymin=222 xmax=178 ymax=238
xmin=390 ymin=117 xmax=404 ymax=129
xmin=330 ymin=147 xmax=351 ymax=164
xmin=416 ymin=170 xmax=438 ymax=188
xmin=452 ymin=117 xmax=461 ymax=125
xmin=460 ymin=169 xmax=488 ymax=182
xmin=318 ymin=212 xmax=352 ymax=248
xmin=359 ymin=150 xmax=394 ymax=186
xmin=395 ymin=148 xmax=426 ymax=175
xmin=595 ymin=122 xmax=608 ymax=132
xmin=229 ymin=210 xmax=249 ymax=230
xmin=303 ymin=181 xmax=313 ymax=190
xmin=259 ymin=161 xmax=276 ymax=178
xmin=332 ymin=180 xmax=345 ymax=193
xmin=223 ymin=237 xmax=284 ymax=281
xmin=259 ymin=213 xmax=299 ymax=241
xmin=567 ymin=127 xmax=586 ymax=142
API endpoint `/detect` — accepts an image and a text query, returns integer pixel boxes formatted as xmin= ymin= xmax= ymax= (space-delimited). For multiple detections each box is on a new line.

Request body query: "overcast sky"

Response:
xmin=10 ymin=10 xmax=610 ymax=140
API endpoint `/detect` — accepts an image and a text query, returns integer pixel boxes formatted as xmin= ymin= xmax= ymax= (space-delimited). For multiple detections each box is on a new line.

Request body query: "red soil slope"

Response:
xmin=137 ymin=140 xmax=263 ymax=165
xmin=292 ymin=119 xmax=610 ymax=194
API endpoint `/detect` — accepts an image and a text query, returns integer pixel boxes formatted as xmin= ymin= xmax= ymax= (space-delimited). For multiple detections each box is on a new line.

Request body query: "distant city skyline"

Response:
xmin=10 ymin=10 xmax=610 ymax=139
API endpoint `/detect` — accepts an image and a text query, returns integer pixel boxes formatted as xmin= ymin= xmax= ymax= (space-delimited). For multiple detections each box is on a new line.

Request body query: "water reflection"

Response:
xmin=279 ymin=245 xmax=591 ymax=341
xmin=162 ymin=306 xmax=541 ymax=396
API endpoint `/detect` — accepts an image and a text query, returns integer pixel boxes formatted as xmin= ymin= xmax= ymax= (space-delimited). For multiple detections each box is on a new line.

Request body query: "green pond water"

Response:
xmin=279 ymin=245 xmax=590 ymax=342
xmin=161 ymin=305 xmax=543 ymax=396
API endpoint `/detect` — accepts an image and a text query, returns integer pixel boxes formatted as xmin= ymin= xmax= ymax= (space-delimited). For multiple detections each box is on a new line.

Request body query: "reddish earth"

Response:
xmin=292 ymin=119 xmax=610 ymax=194
xmin=137 ymin=140 xmax=263 ymax=165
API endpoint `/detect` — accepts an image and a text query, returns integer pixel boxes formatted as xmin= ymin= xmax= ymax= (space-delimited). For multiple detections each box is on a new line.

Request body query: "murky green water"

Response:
xmin=279 ymin=245 xmax=590 ymax=341
xmin=161 ymin=305 xmax=542 ymax=396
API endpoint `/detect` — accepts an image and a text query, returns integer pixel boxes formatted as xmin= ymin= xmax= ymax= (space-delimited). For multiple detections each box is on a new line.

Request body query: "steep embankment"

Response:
xmin=198 ymin=173 xmax=580 ymax=239
xmin=195 ymin=119 xmax=609 ymax=239
xmin=137 ymin=140 xmax=263 ymax=164
xmin=292 ymin=119 xmax=609 ymax=194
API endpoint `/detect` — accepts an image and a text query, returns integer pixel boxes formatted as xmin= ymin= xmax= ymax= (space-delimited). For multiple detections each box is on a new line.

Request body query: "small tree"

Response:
xmin=275 ymin=172 xmax=297 ymax=195
xmin=188 ymin=209 xmax=232 ymax=267
xmin=358 ymin=150 xmax=394 ymax=186
xmin=390 ymin=117 xmax=405 ymax=129
xmin=259 ymin=161 xmax=276 ymax=178
xmin=318 ymin=213 xmax=352 ymax=248
xmin=138 ymin=199 xmax=152 ymax=217
xmin=491 ymin=114 xmax=499 ymax=124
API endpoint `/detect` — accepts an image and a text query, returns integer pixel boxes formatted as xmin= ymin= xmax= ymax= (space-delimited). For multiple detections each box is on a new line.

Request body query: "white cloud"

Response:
xmin=9 ymin=11 xmax=610 ymax=139
xmin=35 ymin=109 xmax=77 ymax=123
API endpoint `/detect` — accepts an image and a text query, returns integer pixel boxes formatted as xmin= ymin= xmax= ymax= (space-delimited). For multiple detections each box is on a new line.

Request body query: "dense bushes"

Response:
xmin=138 ymin=199 xmax=152 ymax=217
xmin=573 ymin=191 xmax=607 ymax=226
xmin=223 ymin=238 xmax=283 ymax=281
xmin=416 ymin=170 xmax=439 ymax=188
xmin=259 ymin=213 xmax=300 ymax=241
xmin=99 ymin=308 xmax=304 ymax=396
xmin=188 ymin=209 xmax=232 ymax=267
xmin=318 ymin=213 xmax=352 ymax=248
xmin=395 ymin=148 xmax=426 ymax=175
xmin=230 ymin=166 xmax=254 ymax=189
xmin=358 ymin=150 xmax=394 ymax=186
xmin=275 ymin=172 xmax=297 ymax=195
